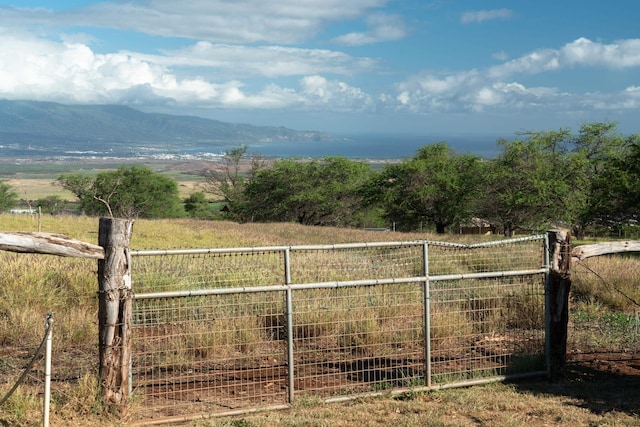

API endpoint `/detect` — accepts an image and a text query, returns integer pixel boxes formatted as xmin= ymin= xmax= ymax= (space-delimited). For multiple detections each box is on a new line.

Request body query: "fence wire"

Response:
xmin=569 ymin=256 xmax=640 ymax=356
xmin=0 ymin=253 xmax=97 ymax=426
xmin=130 ymin=235 xmax=548 ymax=423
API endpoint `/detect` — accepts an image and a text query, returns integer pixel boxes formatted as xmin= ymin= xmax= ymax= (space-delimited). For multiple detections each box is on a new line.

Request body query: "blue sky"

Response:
xmin=1 ymin=1 xmax=639 ymax=140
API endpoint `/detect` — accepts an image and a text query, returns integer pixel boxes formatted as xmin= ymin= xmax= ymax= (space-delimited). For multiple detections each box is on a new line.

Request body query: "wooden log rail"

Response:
xmin=0 ymin=231 xmax=105 ymax=259
xmin=572 ymin=240 xmax=640 ymax=261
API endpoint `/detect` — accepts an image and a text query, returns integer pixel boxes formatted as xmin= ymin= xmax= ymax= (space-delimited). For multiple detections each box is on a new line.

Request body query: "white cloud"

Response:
xmin=332 ymin=13 xmax=408 ymax=46
xmin=0 ymin=31 xmax=376 ymax=111
xmin=490 ymin=38 xmax=640 ymax=80
xmin=389 ymin=36 xmax=640 ymax=115
xmin=561 ymin=37 xmax=640 ymax=68
xmin=300 ymin=75 xmax=374 ymax=111
xmin=393 ymin=63 xmax=571 ymax=114
xmin=151 ymin=42 xmax=379 ymax=78
xmin=1 ymin=0 xmax=389 ymax=45
xmin=1 ymin=10 xmax=640 ymax=124
xmin=461 ymin=9 xmax=513 ymax=24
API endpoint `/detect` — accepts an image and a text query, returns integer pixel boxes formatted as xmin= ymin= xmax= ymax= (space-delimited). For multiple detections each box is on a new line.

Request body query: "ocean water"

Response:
xmin=0 ymin=133 xmax=501 ymax=161
xmin=246 ymin=134 xmax=500 ymax=159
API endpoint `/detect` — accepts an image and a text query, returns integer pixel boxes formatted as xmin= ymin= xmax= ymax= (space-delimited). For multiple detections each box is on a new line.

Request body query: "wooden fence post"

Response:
xmin=98 ymin=217 xmax=134 ymax=414
xmin=547 ymin=229 xmax=571 ymax=380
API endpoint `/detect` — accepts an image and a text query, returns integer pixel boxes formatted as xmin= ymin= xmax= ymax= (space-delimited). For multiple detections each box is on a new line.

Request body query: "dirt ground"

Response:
xmin=524 ymin=350 xmax=640 ymax=416
xmin=568 ymin=351 xmax=640 ymax=377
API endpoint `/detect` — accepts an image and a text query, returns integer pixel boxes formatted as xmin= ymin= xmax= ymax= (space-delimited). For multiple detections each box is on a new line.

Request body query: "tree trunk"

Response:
xmin=572 ymin=224 xmax=586 ymax=240
xmin=97 ymin=218 xmax=134 ymax=415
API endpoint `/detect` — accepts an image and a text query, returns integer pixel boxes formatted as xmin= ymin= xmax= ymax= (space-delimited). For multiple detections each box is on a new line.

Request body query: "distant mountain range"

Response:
xmin=0 ymin=99 xmax=332 ymax=159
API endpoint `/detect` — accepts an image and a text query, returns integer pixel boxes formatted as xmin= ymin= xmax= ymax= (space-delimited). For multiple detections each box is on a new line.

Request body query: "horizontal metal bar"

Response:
xmin=429 ymin=268 xmax=548 ymax=282
xmin=132 ymin=277 xmax=422 ymax=300
xmin=322 ymin=370 xmax=548 ymax=406
xmin=289 ymin=241 xmax=425 ymax=250
xmin=130 ymin=235 xmax=546 ymax=257
xmin=132 ymin=268 xmax=547 ymax=300
xmin=131 ymin=246 xmax=290 ymax=256
xmin=133 ymin=284 xmax=288 ymax=299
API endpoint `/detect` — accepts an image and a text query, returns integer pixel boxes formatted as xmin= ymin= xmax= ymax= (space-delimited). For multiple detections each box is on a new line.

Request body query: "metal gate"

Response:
xmin=129 ymin=235 xmax=548 ymax=423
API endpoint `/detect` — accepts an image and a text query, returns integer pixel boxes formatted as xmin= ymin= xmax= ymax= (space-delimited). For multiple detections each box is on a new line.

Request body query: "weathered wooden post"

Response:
xmin=547 ymin=229 xmax=571 ymax=380
xmin=98 ymin=217 xmax=134 ymax=414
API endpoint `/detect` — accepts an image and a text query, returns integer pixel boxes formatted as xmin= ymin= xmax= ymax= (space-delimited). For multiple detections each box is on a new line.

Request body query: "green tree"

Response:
xmin=201 ymin=145 xmax=265 ymax=212
xmin=0 ymin=181 xmax=18 ymax=212
xmin=37 ymin=195 xmax=67 ymax=215
xmin=184 ymin=191 xmax=215 ymax=219
xmin=57 ymin=166 xmax=185 ymax=218
xmin=55 ymin=173 xmax=94 ymax=200
xmin=370 ymin=143 xmax=481 ymax=233
xmin=591 ymin=135 xmax=640 ymax=228
xmin=571 ymin=122 xmax=630 ymax=237
xmin=242 ymin=156 xmax=371 ymax=226
xmin=478 ymin=129 xmax=579 ymax=236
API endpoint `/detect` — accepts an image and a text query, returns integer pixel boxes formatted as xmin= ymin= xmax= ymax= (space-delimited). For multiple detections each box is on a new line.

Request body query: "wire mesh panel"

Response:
xmin=289 ymin=244 xmax=424 ymax=283
xmin=291 ymin=282 xmax=425 ymax=398
xmin=132 ymin=290 xmax=288 ymax=420
xmin=129 ymin=235 xmax=548 ymax=423
xmin=131 ymin=249 xmax=285 ymax=293
xmin=427 ymin=237 xmax=545 ymax=276
xmin=429 ymin=274 xmax=546 ymax=384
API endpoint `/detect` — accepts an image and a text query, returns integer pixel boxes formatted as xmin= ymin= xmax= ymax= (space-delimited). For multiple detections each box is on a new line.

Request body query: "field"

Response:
xmin=0 ymin=158 xmax=208 ymax=201
xmin=0 ymin=161 xmax=639 ymax=426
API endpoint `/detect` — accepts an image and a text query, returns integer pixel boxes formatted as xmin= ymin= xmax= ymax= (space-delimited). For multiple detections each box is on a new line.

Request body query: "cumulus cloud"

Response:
xmin=488 ymin=37 xmax=640 ymax=80
xmin=300 ymin=75 xmax=374 ymax=110
xmin=1 ymin=0 xmax=639 ymax=125
xmin=461 ymin=9 xmax=513 ymax=24
xmin=0 ymin=31 xmax=377 ymax=111
xmin=561 ymin=37 xmax=640 ymax=68
xmin=392 ymin=37 xmax=640 ymax=115
xmin=332 ymin=13 xmax=408 ymax=46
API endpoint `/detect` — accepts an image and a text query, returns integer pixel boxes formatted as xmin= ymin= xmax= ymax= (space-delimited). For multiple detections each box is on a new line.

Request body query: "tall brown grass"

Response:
xmin=572 ymin=254 xmax=640 ymax=312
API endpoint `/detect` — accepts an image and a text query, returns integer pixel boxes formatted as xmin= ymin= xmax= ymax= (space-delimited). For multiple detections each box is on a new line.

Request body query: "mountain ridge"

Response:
xmin=0 ymin=99 xmax=331 ymax=145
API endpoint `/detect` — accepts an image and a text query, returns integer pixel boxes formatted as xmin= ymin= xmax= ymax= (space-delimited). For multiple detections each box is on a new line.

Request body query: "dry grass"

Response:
xmin=0 ymin=214 xmax=639 ymax=426
xmin=198 ymin=374 xmax=640 ymax=427
xmin=572 ymin=254 xmax=640 ymax=312
xmin=5 ymin=178 xmax=76 ymax=201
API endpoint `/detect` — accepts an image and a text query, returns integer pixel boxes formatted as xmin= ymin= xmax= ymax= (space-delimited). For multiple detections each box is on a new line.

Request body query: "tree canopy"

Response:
xmin=241 ymin=156 xmax=371 ymax=227
xmin=199 ymin=122 xmax=640 ymax=236
xmin=57 ymin=165 xmax=185 ymax=219
xmin=0 ymin=181 xmax=18 ymax=212
xmin=370 ymin=143 xmax=481 ymax=233
xmin=476 ymin=129 xmax=578 ymax=236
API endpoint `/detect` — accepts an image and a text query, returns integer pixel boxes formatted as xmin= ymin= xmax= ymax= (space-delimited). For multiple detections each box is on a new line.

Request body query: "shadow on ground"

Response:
xmin=511 ymin=352 xmax=640 ymax=418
